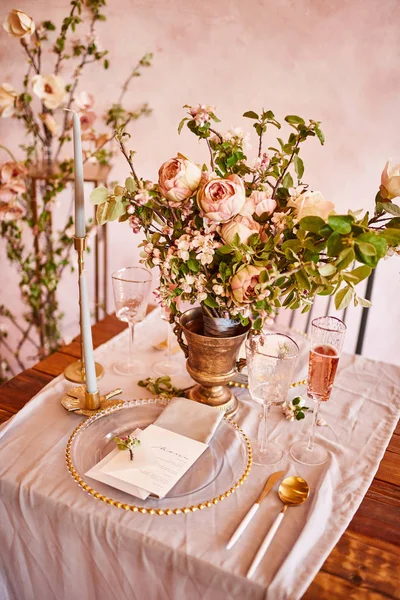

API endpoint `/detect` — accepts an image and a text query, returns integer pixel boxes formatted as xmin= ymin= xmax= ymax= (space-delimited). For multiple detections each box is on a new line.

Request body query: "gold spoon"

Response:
xmin=246 ymin=476 xmax=310 ymax=578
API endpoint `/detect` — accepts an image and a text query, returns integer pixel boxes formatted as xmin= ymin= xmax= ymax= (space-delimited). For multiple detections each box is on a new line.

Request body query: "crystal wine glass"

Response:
xmin=152 ymin=306 xmax=183 ymax=376
xmin=246 ymin=333 xmax=299 ymax=465
xmin=112 ymin=266 xmax=152 ymax=376
xmin=290 ymin=316 xmax=346 ymax=466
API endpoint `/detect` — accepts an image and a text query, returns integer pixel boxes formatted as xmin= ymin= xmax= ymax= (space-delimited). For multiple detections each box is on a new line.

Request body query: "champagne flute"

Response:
xmin=290 ymin=316 xmax=346 ymax=466
xmin=246 ymin=333 xmax=299 ymax=465
xmin=153 ymin=306 xmax=183 ymax=376
xmin=112 ymin=266 xmax=152 ymax=376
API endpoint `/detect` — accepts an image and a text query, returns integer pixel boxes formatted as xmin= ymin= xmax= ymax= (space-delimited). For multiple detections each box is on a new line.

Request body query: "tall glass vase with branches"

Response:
xmin=0 ymin=0 xmax=153 ymax=383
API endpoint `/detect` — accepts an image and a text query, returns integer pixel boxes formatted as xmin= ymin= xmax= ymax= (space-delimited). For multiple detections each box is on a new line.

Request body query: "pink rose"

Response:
xmin=241 ymin=190 xmax=277 ymax=218
xmin=288 ymin=190 xmax=334 ymax=221
xmin=380 ymin=160 xmax=400 ymax=200
xmin=158 ymin=154 xmax=201 ymax=205
xmin=198 ymin=174 xmax=246 ymax=222
xmin=220 ymin=215 xmax=260 ymax=245
xmin=231 ymin=265 xmax=264 ymax=304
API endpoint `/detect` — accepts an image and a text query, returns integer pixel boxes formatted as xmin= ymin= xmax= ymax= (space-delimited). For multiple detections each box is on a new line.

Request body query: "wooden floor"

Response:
xmin=0 ymin=313 xmax=399 ymax=599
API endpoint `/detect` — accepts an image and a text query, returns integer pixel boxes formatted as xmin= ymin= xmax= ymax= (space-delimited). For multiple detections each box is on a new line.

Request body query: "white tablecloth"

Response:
xmin=0 ymin=309 xmax=399 ymax=600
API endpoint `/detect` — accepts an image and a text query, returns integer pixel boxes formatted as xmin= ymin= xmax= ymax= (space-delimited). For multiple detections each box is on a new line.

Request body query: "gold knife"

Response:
xmin=226 ymin=470 xmax=285 ymax=550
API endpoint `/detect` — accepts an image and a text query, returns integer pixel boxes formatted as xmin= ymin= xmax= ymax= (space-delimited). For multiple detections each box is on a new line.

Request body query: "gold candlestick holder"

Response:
xmin=61 ymin=385 xmax=124 ymax=416
xmin=64 ymin=235 xmax=105 ymax=383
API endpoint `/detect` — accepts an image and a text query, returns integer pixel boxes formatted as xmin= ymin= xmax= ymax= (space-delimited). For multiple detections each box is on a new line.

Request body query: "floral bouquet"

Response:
xmin=91 ymin=104 xmax=400 ymax=335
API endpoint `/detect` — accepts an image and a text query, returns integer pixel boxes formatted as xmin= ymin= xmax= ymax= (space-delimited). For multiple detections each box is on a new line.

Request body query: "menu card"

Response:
xmin=86 ymin=425 xmax=208 ymax=500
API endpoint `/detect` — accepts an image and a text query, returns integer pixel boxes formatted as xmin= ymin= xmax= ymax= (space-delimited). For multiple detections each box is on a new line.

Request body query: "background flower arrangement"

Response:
xmin=91 ymin=104 xmax=400 ymax=333
xmin=0 ymin=0 xmax=152 ymax=382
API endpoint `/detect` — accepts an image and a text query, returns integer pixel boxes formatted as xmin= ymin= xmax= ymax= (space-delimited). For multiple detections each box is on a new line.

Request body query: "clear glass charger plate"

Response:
xmin=66 ymin=398 xmax=253 ymax=515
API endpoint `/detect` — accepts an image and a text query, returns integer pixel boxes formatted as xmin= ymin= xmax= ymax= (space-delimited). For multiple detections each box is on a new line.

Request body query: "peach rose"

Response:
xmin=198 ymin=174 xmax=246 ymax=222
xmin=241 ymin=190 xmax=277 ymax=218
xmin=32 ymin=74 xmax=66 ymax=110
xmin=380 ymin=160 xmax=400 ymax=200
xmin=231 ymin=265 xmax=264 ymax=304
xmin=158 ymin=154 xmax=201 ymax=205
xmin=3 ymin=9 xmax=35 ymax=38
xmin=220 ymin=214 xmax=260 ymax=245
xmin=288 ymin=190 xmax=334 ymax=221
xmin=0 ymin=83 xmax=17 ymax=118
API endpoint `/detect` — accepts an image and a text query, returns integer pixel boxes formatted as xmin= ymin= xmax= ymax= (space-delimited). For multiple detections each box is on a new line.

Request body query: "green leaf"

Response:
xmin=295 ymin=269 xmax=311 ymax=291
xmin=327 ymin=231 xmax=345 ymax=256
xmin=335 ymin=247 xmax=355 ymax=271
xmin=357 ymin=296 xmax=373 ymax=308
xmin=252 ymin=317 xmax=262 ymax=330
xmin=299 ymin=216 xmax=326 ymax=233
xmin=90 ymin=185 xmax=108 ymax=205
xmin=314 ymin=124 xmax=325 ymax=145
xmin=296 ymin=411 xmax=305 ymax=420
xmin=178 ymin=117 xmax=188 ymax=134
xmin=285 ymin=115 xmax=305 ymax=125
xmin=347 ymin=265 xmax=371 ymax=283
xmin=387 ymin=217 xmax=400 ymax=228
xmin=357 ymin=232 xmax=387 ymax=259
xmin=187 ymin=258 xmax=200 ymax=272
xmin=380 ymin=228 xmax=400 ymax=246
xmin=293 ymin=155 xmax=304 ymax=180
xmin=96 ymin=202 xmax=109 ymax=225
xmin=317 ymin=286 xmax=334 ymax=296
xmin=106 ymin=199 xmax=125 ymax=222
xmin=218 ymin=245 xmax=234 ymax=255
xmin=318 ymin=224 xmax=333 ymax=238
xmin=356 ymin=242 xmax=376 ymax=256
xmin=328 ymin=215 xmax=354 ymax=234
xmin=381 ymin=202 xmax=400 ymax=217
xmin=335 ymin=286 xmax=353 ymax=310
xmin=318 ymin=264 xmax=337 ymax=277
xmin=281 ymin=239 xmax=302 ymax=253
xmin=203 ymin=295 xmax=219 ymax=308
xmin=282 ymin=172 xmax=293 ymax=189
xmin=125 ymin=177 xmax=136 ymax=193
xmin=243 ymin=111 xmax=259 ymax=119
xmin=292 ymin=397 xmax=301 ymax=405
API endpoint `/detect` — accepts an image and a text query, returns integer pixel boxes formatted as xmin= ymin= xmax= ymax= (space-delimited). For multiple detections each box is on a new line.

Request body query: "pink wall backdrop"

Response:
xmin=0 ymin=0 xmax=399 ymax=370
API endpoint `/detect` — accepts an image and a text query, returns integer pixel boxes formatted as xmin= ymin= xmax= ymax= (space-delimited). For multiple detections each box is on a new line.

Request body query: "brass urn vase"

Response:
xmin=174 ymin=307 xmax=249 ymax=417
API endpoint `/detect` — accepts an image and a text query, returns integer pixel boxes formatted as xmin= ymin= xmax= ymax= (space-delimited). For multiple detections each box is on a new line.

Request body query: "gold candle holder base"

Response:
xmin=61 ymin=386 xmax=124 ymax=417
xmin=64 ymin=360 xmax=105 ymax=384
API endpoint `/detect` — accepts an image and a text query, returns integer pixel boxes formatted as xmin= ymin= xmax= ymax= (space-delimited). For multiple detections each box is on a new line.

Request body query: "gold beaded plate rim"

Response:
xmin=65 ymin=398 xmax=253 ymax=516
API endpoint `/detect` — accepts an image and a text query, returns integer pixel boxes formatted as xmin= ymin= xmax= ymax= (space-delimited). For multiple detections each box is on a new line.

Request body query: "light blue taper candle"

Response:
xmin=79 ymin=270 xmax=97 ymax=393
xmin=72 ymin=111 xmax=86 ymax=238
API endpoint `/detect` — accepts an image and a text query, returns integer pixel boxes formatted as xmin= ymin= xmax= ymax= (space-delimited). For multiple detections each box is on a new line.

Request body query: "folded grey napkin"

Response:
xmin=154 ymin=397 xmax=224 ymax=444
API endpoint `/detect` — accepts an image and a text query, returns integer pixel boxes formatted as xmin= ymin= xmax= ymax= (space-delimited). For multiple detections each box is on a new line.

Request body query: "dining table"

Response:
xmin=0 ymin=308 xmax=399 ymax=600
